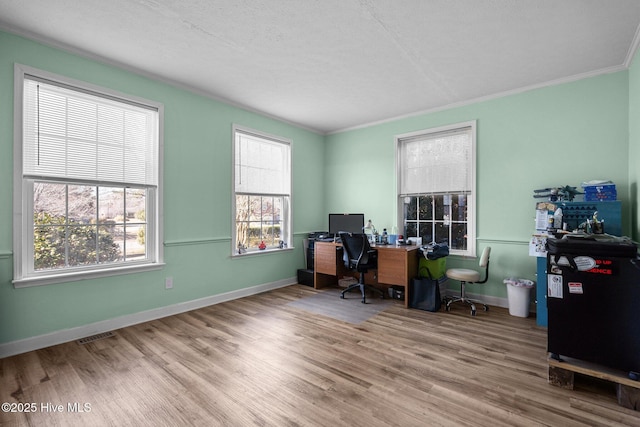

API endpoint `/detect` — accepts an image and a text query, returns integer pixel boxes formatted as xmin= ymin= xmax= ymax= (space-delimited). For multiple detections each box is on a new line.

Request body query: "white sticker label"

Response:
xmin=551 ymin=256 xmax=597 ymax=271
xmin=568 ymin=282 xmax=584 ymax=294
xmin=548 ymin=274 xmax=563 ymax=299
xmin=573 ymin=256 xmax=597 ymax=271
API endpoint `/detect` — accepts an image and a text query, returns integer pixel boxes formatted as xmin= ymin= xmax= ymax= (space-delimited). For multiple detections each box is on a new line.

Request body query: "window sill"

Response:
xmin=13 ymin=262 xmax=166 ymax=288
xmin=447 ymin=251 xmax=477 ymax=259
xmin=232 ymin=246 xmax=295 ymax=258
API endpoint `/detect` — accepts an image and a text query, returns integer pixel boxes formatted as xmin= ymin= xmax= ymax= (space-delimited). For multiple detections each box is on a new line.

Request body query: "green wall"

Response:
xmin=0 ymin=31 xmax=325 ymax=346
xmin=2 ymin=28 xmax=639 ymax=350
xmin=629 ymin=49 xmax=640 ymax=241
xmin=325 ymin=71 xmax=631 ymax=301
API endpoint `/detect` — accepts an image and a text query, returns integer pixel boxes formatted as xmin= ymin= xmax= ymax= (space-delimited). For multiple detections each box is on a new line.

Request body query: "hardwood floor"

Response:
xmin=1 ymin=284 xmax=639 ymax=426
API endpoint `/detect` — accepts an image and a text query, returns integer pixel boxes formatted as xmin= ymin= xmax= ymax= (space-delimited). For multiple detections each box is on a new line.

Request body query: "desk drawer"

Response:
xmin=315 ymin=244 xmax=339 ymax=275
xmin=377 ymin=250 xmax=407 ymax=285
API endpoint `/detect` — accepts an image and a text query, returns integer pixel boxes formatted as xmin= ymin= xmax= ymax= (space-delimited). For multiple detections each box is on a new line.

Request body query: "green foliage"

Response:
xmin=137 ymin=226 xmax=145 ymax=245
xmin=136 ymin=209 xmax=146 ymax=245
xmin=34 ymin=212 xmax=121 ymax=270
xmin=247 ymin=224 xmax=281 ymax=247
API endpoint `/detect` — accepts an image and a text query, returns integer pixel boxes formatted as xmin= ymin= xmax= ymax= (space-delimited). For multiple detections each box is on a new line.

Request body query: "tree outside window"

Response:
xmin=14 ymin=65 xmax=162 ymax=286
xmin=396 ymin=121 xmax=476 ymax=256
xmin=33 ymin=182 xmax=148 ymax=271
xmin=233 ymin=126 xmax=291 ymax=254
xmin=403 ymin=194 xmax=468 ymax=251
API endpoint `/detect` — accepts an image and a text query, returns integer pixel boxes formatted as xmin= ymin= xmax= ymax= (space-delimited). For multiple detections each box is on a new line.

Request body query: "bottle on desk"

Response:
xmin=382 ymin=228 xmax=388 ymax=244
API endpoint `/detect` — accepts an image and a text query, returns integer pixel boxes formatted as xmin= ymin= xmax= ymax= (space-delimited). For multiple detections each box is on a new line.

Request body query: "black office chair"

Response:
xmin=445 ymin=246 xmax=491 ymax=316
xmin=339 ymin=232 xmax=385 ymax=303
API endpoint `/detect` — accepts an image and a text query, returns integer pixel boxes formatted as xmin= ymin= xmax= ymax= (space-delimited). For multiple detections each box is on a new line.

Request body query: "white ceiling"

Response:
xmin=2 ymin=0 xmax=640 ymax=134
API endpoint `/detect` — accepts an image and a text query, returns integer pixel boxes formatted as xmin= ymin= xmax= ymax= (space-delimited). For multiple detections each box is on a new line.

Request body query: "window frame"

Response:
xmin=232 ymin=125 xmax=292 ymax=256
xmin=13 ymin=64 xmax=164 ymax=287
xmin=395 ymin=121 xmax=477 ymax=257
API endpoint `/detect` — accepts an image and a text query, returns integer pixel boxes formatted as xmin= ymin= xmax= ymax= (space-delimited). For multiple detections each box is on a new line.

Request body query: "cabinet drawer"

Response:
xmin=315 ymin=244 xmax=339 ymax=275
xmin=377 ymin=250 xmax=406 ymax=285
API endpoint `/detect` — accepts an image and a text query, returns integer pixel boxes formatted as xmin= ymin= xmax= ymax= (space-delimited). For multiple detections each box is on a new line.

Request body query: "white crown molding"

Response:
xmin=328 ymin=64 xmax=629 ymax=135
xmin=2 ymin=22 xmax=638 ymax=135
xmin=624 ymin=22 xmax=640 ymax=68
xmin=0 ymin=25 xmax=325 ymax=136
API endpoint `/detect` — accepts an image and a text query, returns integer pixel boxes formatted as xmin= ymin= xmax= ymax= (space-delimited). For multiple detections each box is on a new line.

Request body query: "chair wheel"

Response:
xmin=340 ymin=294 xmax=345 ymax=299
xmin=471 ymin=309 xmax=477 ymax=316
xmin=445 ymin=304 xmax=451 ymax=312
xmin=483 ymin=305 xmax=489 ymax=311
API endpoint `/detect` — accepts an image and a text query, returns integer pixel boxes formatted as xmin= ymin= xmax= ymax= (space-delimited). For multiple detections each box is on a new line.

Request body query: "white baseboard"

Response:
xmin=0 ymin=277 xmax=296 ymax=358
xmin=443 ymin=290 xmax=538 ymax=314
xmin=441 ymin=289 xmax=507 ymax=308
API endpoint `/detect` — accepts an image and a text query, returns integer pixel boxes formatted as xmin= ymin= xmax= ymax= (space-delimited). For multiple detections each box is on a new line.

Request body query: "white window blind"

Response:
xmin=23 ymin=77 xmax=159 ymax=187
xmin=398 ymin=126 xmax=473 ymax=195
xmin=234 ymin=129 xmax=290 ymax=195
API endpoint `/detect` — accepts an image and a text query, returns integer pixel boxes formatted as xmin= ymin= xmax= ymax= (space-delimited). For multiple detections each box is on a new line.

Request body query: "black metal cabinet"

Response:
xmin=546 ymin=237 xmax=640 ymax=375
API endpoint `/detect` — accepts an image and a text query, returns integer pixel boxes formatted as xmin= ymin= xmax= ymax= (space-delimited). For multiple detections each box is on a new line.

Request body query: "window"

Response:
xmin=233 ymin=126 xmax=291 ymax=255
xmin=396 ymin=121 xmax=476 ymax=256
xmin=13 ymin=65 xmax=163 ymax=286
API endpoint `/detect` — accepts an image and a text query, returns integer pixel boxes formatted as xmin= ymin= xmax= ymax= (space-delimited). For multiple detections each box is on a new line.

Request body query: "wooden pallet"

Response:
xmin=548 ymin=355 xmax=640 ymax=410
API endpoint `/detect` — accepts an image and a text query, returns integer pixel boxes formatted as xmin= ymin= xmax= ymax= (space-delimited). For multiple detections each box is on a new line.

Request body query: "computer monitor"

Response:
xmin=328 ymin=213 xmax=365 ymax=236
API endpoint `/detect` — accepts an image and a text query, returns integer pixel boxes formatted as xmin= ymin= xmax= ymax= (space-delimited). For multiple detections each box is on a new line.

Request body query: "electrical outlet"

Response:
xmin=165 ymin=277 xmax=173 ymax=289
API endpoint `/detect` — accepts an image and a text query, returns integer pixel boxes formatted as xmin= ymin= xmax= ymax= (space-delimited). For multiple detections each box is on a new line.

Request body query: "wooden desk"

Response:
xmin=313 ymin=241 xmax=419 ymax=308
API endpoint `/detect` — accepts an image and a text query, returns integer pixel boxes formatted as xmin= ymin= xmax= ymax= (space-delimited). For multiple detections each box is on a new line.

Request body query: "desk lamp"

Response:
xmin=363 ymin=219 xmax=377 ymax=244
